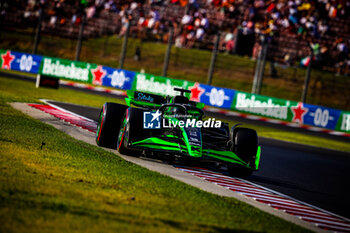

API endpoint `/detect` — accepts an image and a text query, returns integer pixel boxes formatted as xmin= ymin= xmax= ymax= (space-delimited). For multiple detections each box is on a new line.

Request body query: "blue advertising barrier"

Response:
xmin=101 ymin=66 xmax=135 ymax=90
xmin=195 ymin=83 xmax=235 ymax=109
xmin=1 ymin=49 xmax=349 ymax=134
xmin=10 ymin=51 xmax=43 ymax=74
xmin=303 ymin=103 xmax=342 ymax=130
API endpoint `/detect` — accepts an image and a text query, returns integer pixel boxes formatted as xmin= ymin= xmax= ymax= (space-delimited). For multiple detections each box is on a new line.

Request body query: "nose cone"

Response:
xmin=183 ymin=127 xmax=202 ymax=157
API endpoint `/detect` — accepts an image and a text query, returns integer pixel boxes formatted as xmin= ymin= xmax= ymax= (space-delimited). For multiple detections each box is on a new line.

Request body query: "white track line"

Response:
xmin=41 ymin=99 xmax=97 ymax=123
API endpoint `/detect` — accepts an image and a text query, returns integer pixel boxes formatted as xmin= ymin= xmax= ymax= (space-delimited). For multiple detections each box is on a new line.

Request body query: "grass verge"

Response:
xmin=0 ymin=77 xmax=312 ymax=232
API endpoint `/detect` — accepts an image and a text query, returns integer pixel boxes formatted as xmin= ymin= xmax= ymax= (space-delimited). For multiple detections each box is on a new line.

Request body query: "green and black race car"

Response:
xmin=96 ymin=88 xmax=261 ymax=177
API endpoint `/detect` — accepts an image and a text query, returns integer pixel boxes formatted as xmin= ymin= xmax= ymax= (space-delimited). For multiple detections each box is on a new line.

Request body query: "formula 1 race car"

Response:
xmin=96 ymin=88 xmax=261 ymax=177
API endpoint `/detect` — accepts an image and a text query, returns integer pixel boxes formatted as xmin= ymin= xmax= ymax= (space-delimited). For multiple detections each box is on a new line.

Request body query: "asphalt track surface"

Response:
xmin=47 ymin=100 xmax=350 ymax=220
xmin=1 ymin=72 xmax=350 ymax=218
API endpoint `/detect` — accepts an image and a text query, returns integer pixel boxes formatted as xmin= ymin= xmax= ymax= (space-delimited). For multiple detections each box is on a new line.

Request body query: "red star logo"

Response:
xmin=91 ymin=66 xmax=106 ymax=85
xmin=291 ymin=102 xmax=308 ymax=124
xmin=1 ymin=50 xmax=15 ymax=69
xmin=189 ymin=82 xmax=205 ymax=102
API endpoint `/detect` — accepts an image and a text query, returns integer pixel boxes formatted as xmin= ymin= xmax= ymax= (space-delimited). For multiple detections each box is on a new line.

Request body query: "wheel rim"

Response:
xmin=96 ymin=109 xmax=104 ymax=144
xmin=117 ymin=111 xmax=128 ymax=150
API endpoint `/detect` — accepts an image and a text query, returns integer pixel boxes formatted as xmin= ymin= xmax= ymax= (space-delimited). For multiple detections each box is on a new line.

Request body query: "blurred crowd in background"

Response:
xmin=1 ymin=0 xmax=350 ymax=75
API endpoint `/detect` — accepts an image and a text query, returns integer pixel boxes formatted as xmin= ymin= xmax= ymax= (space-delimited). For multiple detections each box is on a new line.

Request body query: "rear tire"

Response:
xmin=228 ymin=127 xmax=258 ymax=177
xmin=231 ymin=127 xmax=258 ymax=163
xmin=96 ymin=103 xmax=128 ymax=148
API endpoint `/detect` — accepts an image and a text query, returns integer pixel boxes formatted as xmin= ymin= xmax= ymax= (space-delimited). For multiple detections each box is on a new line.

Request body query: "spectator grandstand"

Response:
xmin=1 ymin=0 xmax=350 ymax=74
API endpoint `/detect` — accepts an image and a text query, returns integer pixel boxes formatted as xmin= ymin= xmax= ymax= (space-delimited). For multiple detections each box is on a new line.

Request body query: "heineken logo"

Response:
xmin=42 ymin=58 xmax=89 ymax=81
xmin=1 ymin=50 xmax=15 ymax=69
xmin=91 ymin=66 xmax=106 ymax=85
xmin=136 ymin=74 xmax=191 ymax=96
xmin=340 ymin=113 xmax=350 ymax=131
xmin=235 ymin=93 xmax=289 ymax=120
xmin=291 ymin=102 xmax=308 ymax=124
xmin=189 ymin=83 xmax=205 ymax=102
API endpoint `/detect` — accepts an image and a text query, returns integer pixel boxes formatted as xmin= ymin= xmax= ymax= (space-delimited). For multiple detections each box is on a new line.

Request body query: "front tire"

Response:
xmin=96 ymin=102 xmax=128 ymax=148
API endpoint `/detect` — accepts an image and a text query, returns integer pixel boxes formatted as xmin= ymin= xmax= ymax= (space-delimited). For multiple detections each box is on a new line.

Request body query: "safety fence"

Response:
xmin=1 ymin=49 xmax=349 ymax=134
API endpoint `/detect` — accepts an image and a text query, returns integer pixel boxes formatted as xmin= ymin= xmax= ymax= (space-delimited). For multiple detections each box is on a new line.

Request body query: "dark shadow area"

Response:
xmin=247 ymin=175 xmax=324 ymax=195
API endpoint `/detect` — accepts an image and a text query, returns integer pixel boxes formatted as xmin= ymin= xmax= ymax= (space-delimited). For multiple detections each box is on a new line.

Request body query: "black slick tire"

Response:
xmin=96 ymin=102 xmax=128 ymax=148
xmin=228 ymin=127 xmax=258 ymax=177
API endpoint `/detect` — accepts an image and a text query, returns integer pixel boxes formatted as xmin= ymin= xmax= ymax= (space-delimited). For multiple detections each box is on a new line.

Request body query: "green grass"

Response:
xmin=0 ymin=74 xmax=124 ymax=108
xmin=1 ymin=29 xmax=350 ymax=110
xmin=0 ymin=79 xmax=312 ymax=232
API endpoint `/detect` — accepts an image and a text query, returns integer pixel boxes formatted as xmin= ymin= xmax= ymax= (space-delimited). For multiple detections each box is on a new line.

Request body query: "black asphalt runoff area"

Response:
xmin=48 ymin=100 xmax=350 ymax=219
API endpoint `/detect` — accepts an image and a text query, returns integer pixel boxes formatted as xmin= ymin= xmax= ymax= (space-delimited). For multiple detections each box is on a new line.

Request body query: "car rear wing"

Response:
xmin=125 ymin=90 xmax=167 ymax=109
